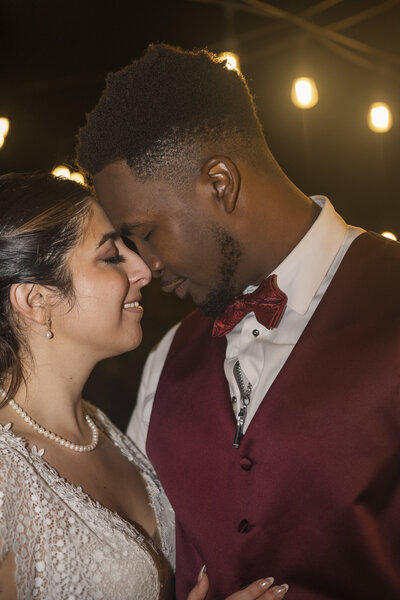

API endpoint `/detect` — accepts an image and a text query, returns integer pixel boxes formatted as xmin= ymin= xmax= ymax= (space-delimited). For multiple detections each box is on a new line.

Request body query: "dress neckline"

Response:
xmin=0 ymin=411 xmax=162 ymax=553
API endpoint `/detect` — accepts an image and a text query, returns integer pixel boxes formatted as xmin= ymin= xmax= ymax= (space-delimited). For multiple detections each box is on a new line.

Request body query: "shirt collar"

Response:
xmin=245 ymin=196 xmax=348 ymax=315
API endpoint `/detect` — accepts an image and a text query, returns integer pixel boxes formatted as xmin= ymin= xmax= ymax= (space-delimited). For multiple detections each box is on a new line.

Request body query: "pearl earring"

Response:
xmin=45 ymin=318 xmax=54 ymax=339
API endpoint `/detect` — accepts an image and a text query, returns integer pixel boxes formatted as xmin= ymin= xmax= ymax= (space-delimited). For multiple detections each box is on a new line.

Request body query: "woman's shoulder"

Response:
xmin=0 ymin=423 xmax=43 ymax=492
xmin=0 ymin=421 xmax=30 ymax=467
xmin=0 ymin=424 xmax=45 ymax=552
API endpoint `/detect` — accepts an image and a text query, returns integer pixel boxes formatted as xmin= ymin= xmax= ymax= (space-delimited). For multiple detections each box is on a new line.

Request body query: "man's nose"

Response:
xmin=139 ymin=248 xmax=164 ymax=277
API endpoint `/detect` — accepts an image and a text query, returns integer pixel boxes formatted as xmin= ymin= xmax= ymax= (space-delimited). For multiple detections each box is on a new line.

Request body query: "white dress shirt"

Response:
xmin=127 ymin=197 xmax=364 ymax=454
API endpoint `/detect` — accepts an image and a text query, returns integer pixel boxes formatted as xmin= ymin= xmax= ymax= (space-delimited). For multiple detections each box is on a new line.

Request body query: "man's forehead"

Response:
xmin=94 ymin=161 xmax=181 ymax=226
xmin=94 ymin=161 xmax=139 ymax=194
xmin=94 ymin=162 xmax=172 ymax=204
xmin=94 ymin=165 xmax=146 ymax=221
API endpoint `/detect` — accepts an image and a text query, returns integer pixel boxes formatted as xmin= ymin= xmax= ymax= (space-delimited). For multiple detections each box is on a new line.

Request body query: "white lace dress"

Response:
xmin=0 ymin=403 xmax=175 ymax=600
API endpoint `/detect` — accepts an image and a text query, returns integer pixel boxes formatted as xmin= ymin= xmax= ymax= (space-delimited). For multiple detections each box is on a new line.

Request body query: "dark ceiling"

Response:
xmin=1 ymin=0 xmax=399 ymax=234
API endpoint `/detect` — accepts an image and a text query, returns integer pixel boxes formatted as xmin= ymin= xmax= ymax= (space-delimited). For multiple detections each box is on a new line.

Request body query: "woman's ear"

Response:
xmin=9 ymin=283 xmax=48 ymax=326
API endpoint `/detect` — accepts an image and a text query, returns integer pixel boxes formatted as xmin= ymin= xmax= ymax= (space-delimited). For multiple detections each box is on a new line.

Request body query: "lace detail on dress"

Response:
xmin=0 ymin=406 xmax=175 ymax=600
xmin=86 ymin=402 xmax=175 ymax=571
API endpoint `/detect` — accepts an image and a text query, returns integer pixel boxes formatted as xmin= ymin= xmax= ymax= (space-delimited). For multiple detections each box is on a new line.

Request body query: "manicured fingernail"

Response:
xmin=259 ymin=577 xmax=274 ymax=589
xmin=273 ymin=584 xmax=289 ymax=596
xmin=198 ymin=564 xmax=207 ymax=581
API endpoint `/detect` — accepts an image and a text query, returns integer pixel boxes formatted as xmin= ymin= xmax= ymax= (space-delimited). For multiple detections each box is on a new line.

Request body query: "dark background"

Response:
xmin=1 ymin=0 xmax=399 ymax=430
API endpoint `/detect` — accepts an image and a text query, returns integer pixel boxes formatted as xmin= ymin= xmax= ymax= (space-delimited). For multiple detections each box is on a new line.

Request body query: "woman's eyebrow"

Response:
xmin=96 ymin=231 xmax=119 ymax=249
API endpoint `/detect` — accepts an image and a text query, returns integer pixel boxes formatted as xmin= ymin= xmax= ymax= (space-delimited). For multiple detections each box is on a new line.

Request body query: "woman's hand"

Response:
xmin=187 ymin=568 xmax=289 ymax=600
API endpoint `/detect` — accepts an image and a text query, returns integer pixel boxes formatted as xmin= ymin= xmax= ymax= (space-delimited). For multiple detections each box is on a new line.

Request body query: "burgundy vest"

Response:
xmin=147 ymin=232 xmax=400 ymax=600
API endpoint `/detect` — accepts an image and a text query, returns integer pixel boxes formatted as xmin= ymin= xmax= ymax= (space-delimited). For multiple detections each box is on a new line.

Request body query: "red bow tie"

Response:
xmin=212 ymin=274 xmax=287 ymax=338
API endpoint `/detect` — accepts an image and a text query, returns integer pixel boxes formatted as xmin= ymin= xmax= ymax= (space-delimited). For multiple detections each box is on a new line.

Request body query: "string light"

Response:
xmin=218 ymin=52 xmax=240 ymax=71
xmin=51 ymin=166 xmax=71 ymax=179
xmin=381 ymin=231 xmax=397 ymax=241
xmin=69 ymin=172 xmax=85 ymax=184
xmin=51 ymin=166 xmax=85 ymax=185
xmin=0 ymin=118 xmax=9 ymax=137
xmin=291 ymin=77 xmax=319 ymax=109
xmin=368 ymin=102 xmax=393 ymax=133
xmin=0 ymin=118 xmax=10 ymax=150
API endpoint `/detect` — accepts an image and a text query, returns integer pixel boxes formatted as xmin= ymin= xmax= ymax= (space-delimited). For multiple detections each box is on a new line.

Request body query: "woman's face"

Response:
xmin=51 ymin=201 xmax=151 ymax=361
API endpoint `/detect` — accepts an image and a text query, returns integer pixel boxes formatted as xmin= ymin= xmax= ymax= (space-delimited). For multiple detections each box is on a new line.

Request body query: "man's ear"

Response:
xmin=9 ymin=283 xmax=49 ymax=326
xmin=200 ymin=156 xmax=241 ymax=214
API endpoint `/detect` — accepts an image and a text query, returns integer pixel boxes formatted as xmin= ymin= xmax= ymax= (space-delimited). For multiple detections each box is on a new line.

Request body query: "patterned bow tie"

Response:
xmin=212 ymin=274 xmax=287 ymax=338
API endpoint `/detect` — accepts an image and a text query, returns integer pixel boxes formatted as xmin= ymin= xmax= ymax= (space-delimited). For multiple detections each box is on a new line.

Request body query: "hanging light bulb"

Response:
xmin=52 ymin=166 xmax=71 ymax=179
xmin=381 ymin=231 xmax=397 ymax=241
xmin=0 ymin=118 xmax=10 ymax=138
xmin=0 ymin=134 xmax=5 ymax=149
xmin=219 ymin=52 xmax=240 ymax=72
xmin=69 ymin=172 xmax=85 ymax=184
xmin=291 ymin=77 xmax=319 ymax=109
xmin=368 ymin=103 xmax=393 ymax=133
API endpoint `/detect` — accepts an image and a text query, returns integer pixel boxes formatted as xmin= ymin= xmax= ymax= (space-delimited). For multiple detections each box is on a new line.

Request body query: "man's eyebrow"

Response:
xmin=119 ymin=221 xmax=146 ymax=236
xmin=96 ymin=231 xmax=119 ymax=249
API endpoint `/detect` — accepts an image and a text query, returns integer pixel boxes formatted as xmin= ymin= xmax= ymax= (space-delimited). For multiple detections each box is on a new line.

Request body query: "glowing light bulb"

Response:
xmin=69 ymin=172 xmax=85 ymax=184
xmin=291 ymin=77 xmax=319 ymax=109
xmin=219 ymin=52 xmax=240 ymax=71
xmin=52 ymin=166 xmax=71 ymax=179
xmin=0 ymin=134 xmax=4 ymax=149
xmin=368 ymin=103 xmax=392 ymax=133
xmin=0 ymin=118 xmax=9 ymax=137
xmin=381 ymin=231 xmax=397 ymax=241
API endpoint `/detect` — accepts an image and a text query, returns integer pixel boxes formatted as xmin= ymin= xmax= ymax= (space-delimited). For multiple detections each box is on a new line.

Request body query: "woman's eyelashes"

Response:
xmin=102 ymin=253 xmax=126 ymax=265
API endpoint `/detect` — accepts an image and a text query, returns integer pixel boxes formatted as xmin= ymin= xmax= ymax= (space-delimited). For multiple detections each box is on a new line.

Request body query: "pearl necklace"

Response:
xmin=5 ymin=395 xmax=99 ymax=453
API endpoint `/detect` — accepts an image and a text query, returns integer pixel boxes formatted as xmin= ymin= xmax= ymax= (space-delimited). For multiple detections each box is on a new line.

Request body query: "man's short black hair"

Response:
xmin=76 ymin=43 xmax=269 ymax=182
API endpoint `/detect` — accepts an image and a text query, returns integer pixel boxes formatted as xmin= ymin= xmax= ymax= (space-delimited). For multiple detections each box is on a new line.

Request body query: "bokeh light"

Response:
xmin=69 ymin=172 xmax=85 ymax=184
xmin=291 ymin=77 xmax=319 ymax=109
xmin=0 ymin=118 xmax=10 ymax=137
xmin=219 ymin=52 xmax=240 ymax=71
xmin=52 ymin=165 xmax=71 ymax=179
xmin=368 ymin=103 xmax=393 ymax=132
xmin=381 ymin=231 xmax=397 ymax=241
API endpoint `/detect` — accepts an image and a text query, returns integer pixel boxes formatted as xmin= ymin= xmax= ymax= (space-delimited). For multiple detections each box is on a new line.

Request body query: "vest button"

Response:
xmin=239 ymin=457 xmax=253 ymax=471
xmin=238 ymin=519 xmax=250 ymax=533
xmin=252 ymin=329 xmax=260 ymax=337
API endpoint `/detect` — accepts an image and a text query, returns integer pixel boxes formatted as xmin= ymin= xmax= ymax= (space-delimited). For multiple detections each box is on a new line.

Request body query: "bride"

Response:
xmin=0 ymin=172 xmax=288 ymax=600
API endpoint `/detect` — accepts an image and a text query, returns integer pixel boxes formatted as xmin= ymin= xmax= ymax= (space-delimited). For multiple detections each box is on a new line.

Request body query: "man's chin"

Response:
xmin=197 ymin=288 xmax=236 ymax=319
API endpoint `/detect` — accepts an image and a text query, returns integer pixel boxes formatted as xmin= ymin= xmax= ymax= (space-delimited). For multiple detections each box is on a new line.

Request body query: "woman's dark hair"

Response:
xmin=0 ymin=172 xmax=92 ymax=406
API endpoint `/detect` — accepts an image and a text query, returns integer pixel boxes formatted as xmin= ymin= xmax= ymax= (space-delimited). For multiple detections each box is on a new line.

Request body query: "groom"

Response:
xmin=77 ymin=44 xmax=400 ymax=600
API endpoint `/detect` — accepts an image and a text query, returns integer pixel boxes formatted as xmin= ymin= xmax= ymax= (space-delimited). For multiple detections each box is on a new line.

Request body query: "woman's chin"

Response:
xmin=116 ymin=332 xmax=143 ymax=356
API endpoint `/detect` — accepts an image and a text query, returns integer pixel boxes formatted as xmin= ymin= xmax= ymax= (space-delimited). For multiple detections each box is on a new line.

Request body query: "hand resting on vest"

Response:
xmin=187 ymin=569 xmax=289 ymax=600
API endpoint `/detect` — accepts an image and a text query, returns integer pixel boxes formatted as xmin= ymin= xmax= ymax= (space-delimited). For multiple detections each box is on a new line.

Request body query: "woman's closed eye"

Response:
xmin=102 ymin=253 xmax=126 ymax=264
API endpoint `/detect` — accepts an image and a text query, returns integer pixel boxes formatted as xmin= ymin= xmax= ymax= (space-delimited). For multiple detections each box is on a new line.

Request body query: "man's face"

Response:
xmin=94 ymin=161 xmax=243 ymax=317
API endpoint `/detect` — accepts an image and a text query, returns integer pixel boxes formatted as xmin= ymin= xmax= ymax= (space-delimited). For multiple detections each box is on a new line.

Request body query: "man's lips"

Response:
xmin=161 ymin=277 xmax=188 ymax=298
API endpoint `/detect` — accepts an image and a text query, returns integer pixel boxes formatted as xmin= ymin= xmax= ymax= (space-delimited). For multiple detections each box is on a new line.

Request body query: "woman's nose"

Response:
xmin=127 ymin=252 xmax=152 ymax=287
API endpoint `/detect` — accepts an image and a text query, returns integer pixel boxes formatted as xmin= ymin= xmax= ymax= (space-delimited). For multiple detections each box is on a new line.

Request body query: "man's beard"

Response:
xmin=198 ymin=226 xmax=242 ymax=319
